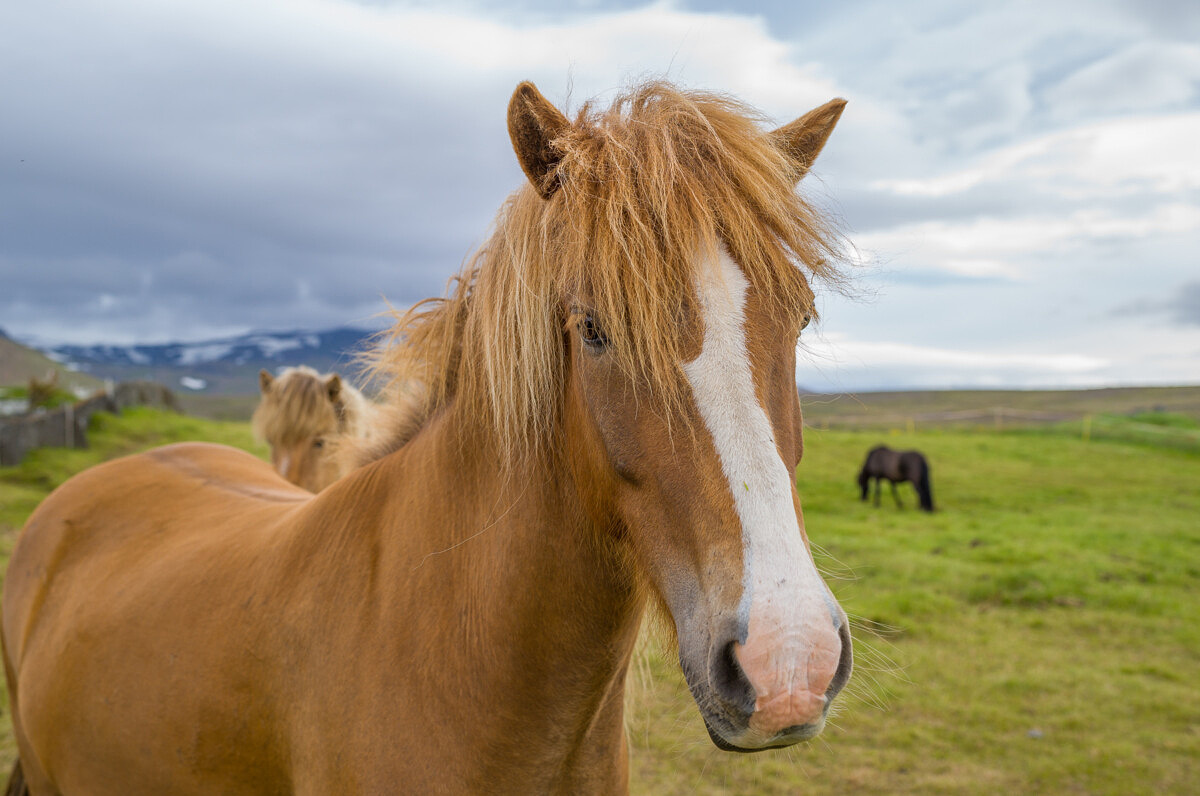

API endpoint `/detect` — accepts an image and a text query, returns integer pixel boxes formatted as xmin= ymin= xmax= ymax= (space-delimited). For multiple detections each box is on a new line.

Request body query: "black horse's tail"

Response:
xmin=4 ymin=760 xmax=27 ymax=796
xmin=915 ymin=457 xmax=935 ymax=512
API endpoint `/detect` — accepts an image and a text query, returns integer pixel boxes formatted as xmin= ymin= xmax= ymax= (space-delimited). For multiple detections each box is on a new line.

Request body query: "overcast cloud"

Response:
xmin=2 ymin=0 xmax=1198 ymax=390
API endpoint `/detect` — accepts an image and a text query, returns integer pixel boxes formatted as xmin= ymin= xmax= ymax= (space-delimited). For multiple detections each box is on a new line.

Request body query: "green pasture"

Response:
xmin=1 ymin=408 xmax=1197 ymax=794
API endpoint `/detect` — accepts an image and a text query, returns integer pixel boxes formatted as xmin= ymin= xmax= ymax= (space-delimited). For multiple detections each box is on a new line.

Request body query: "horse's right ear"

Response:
xmin=259 ymin=369 xmax=274 ymax=394
xmin=325 ymin=373 xmax=342 ymax=402
xmin=771 ymin=98 xmax=847 ymax=182
xmin=507 ymin=81 xmax=570 ymax=200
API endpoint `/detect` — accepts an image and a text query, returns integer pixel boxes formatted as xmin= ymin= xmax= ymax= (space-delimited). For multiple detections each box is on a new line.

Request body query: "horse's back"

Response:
xmin=896 ymin=450 xmax=927 ymax=479
xmin=862 ymin=445 xmax=895 ymax=476
xmin=2 ymin=442 xmax=308 ymax=794
xmin=4 ymin=442 xmax=305 ymax=639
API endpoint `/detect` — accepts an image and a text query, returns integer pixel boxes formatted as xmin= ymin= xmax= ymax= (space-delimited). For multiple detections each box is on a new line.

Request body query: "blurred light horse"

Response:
xmin=252 ymin=365 xmax=378 ymax=492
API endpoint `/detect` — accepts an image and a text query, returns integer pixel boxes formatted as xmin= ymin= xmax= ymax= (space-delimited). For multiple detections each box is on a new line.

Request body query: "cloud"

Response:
xmin=870 ymin=113 xmax=1200 ymax=199
xmin=1044 ymin=41 xmax=1200 ymax=119
xmin=1119 ymin=281 xmax=1200 ymax=327
xmin=2 ymin=0 xmax=1198 ymax=392
xmin=0 ymin=0 xmax=848 ymax=345
xmin=802 ymin=334 xmax=1107 ymax=380
xmin=851 ymin=108 xmax=1200 ymax=290
xmin=852 ymin=204 xmax=1200 ymax=280
xmin=1169 ymin=283 xmax=1200 ymax=326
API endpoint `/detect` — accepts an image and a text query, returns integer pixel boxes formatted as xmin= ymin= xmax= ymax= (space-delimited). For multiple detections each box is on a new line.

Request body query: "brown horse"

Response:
xmin=2 ymin=80 xmax=852 ymax=794
xmin=252 ymin=366 xmax=379 ymax=492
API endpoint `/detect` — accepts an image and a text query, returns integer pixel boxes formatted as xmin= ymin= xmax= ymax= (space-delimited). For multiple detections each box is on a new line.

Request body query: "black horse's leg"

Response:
xmin=873 ymin=478 xmax=881 ymax=506
xmin=891 ymin=481 xmax=903 ymax=508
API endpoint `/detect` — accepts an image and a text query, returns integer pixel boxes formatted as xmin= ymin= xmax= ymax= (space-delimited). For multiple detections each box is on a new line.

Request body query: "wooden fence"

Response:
xmin=0 ymin=381 xmax=177 ymax=467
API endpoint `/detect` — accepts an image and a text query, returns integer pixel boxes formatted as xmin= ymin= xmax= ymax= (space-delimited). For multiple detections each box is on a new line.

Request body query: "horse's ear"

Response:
xmin=507 ymin=81 xmax=570 ymax=200
xmin=770 ymin=98 xmax=847 ymax=181
xmin=259 ymin=369 xmax=274 ymax=394
xmin=325 ymin=373 xmax=342 ymax=402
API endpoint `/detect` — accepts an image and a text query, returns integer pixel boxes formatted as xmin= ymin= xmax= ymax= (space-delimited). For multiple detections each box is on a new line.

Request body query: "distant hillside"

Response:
xmin=0 ymin=329 xmax=102 ymax=392
xmin=32 ymin=327 xmax=378 ymax=395
xmin=801 ymin=385 xmax=1200 ymax=427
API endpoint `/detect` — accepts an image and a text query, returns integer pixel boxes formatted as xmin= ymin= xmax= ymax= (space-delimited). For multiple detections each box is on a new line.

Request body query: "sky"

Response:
xmin=2 ymin=0 xmax=1198 ymax=391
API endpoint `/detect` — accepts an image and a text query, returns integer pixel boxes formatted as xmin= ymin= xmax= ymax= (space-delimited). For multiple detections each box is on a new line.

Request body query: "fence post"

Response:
xmin=1082 ymin=414 xmax=1092 ymax=443
xmin=64 ymin=401 xmax=74 ymax=448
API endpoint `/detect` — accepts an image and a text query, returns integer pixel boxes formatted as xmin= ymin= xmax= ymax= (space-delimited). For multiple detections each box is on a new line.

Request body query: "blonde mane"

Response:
xmin=367 ymin=80 xmax=845 ymax=467
xmin=252 ymin=365 xmax=371 ymax=445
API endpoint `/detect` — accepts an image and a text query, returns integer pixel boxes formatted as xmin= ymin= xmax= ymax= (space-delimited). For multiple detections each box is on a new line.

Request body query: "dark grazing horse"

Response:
xmin=858 ymin=445 xmax=934 ymax=511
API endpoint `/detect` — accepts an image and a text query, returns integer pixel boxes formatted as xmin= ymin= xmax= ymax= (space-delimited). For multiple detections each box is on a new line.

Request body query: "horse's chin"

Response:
xmin=699 ymin=707 xmax=827 ymax=753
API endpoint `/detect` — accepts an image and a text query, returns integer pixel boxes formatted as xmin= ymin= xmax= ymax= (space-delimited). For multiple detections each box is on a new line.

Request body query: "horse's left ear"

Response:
xmin=325 ymin=373 xmax=342 ymax=402
xmin=771 ymin=98 xmax=847 ymax=181
xmin=508 ymin=81 xmax=571 ymax=200
xmin=259 ymin=369 xmax=274 ymax=394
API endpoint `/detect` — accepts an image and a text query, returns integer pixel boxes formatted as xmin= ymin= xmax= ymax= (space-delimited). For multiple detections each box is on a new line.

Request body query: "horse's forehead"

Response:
xmin=264 ymin=385 xmax=340 ymax=445
xmin=683 ymin=251 xmax=789 ymax=361
xmin=277 ymin=374 xmax=324 ymax=393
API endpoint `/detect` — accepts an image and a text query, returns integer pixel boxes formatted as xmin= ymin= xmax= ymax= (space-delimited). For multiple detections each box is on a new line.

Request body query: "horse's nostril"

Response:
xmin=710 ymin=639 xmax=755 ymax=715
xmin=826 ymin=617 xmax=854 ymax=703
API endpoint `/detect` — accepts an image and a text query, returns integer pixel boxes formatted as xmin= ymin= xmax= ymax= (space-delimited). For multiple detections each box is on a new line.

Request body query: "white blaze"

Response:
xmin=681 ymin=247 xmax=839 ymax=736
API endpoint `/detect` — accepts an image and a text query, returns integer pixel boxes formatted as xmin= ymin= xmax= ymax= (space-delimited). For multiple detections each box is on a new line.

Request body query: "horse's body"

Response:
xmin=4 ymin=81 xmax=854 ymax=794
xmin=4 ymin=433 xmax=637 ymax=794
xmin=857 ymin=445 xmax=935 ymax=511
xmin=252 ymin=366 xmax=380 ymax=492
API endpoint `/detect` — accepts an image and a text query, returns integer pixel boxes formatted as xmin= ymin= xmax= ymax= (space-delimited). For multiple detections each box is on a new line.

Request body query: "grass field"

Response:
xmin=1 ymin=406 xmax=1197 ymax=794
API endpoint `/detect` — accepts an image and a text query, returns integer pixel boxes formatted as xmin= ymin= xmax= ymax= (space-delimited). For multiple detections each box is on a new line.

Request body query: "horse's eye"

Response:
xmin=800 ymin=313 xmax=811 ymax=332
xmin=579 ymin=315 xmax=609 ymax=349
xmin=312 ymin=439 xmax=325 ymax=449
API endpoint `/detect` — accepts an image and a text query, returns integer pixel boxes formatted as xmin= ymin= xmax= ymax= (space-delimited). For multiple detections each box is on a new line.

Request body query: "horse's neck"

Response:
xmin=323 ymin=405 xmax=643 ymax=788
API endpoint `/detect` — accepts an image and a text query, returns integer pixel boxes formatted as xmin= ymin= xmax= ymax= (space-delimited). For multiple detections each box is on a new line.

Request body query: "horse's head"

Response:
xmin=506 ymin=82 xmax=852 ymax=751
xmin=252 ymin=366 xmax=348 ymax=492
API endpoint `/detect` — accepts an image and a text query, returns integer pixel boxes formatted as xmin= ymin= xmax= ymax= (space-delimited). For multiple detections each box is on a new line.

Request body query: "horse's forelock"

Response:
xmin=252 ymin=367 xmax=345 ymax=445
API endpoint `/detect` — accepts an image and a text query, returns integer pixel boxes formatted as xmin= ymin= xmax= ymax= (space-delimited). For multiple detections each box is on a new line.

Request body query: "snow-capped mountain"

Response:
xmin=38 ymin=327 xmax=378 ymax=394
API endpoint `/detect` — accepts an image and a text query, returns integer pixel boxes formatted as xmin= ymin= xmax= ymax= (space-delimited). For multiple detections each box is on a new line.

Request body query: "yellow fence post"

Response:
xmin=1082 ymin=414 xmax=1092 ymax=443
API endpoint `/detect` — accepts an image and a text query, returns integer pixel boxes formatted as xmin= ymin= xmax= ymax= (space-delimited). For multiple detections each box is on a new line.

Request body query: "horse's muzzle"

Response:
xmin=693 ymin=612 xmax=853 ymax=753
